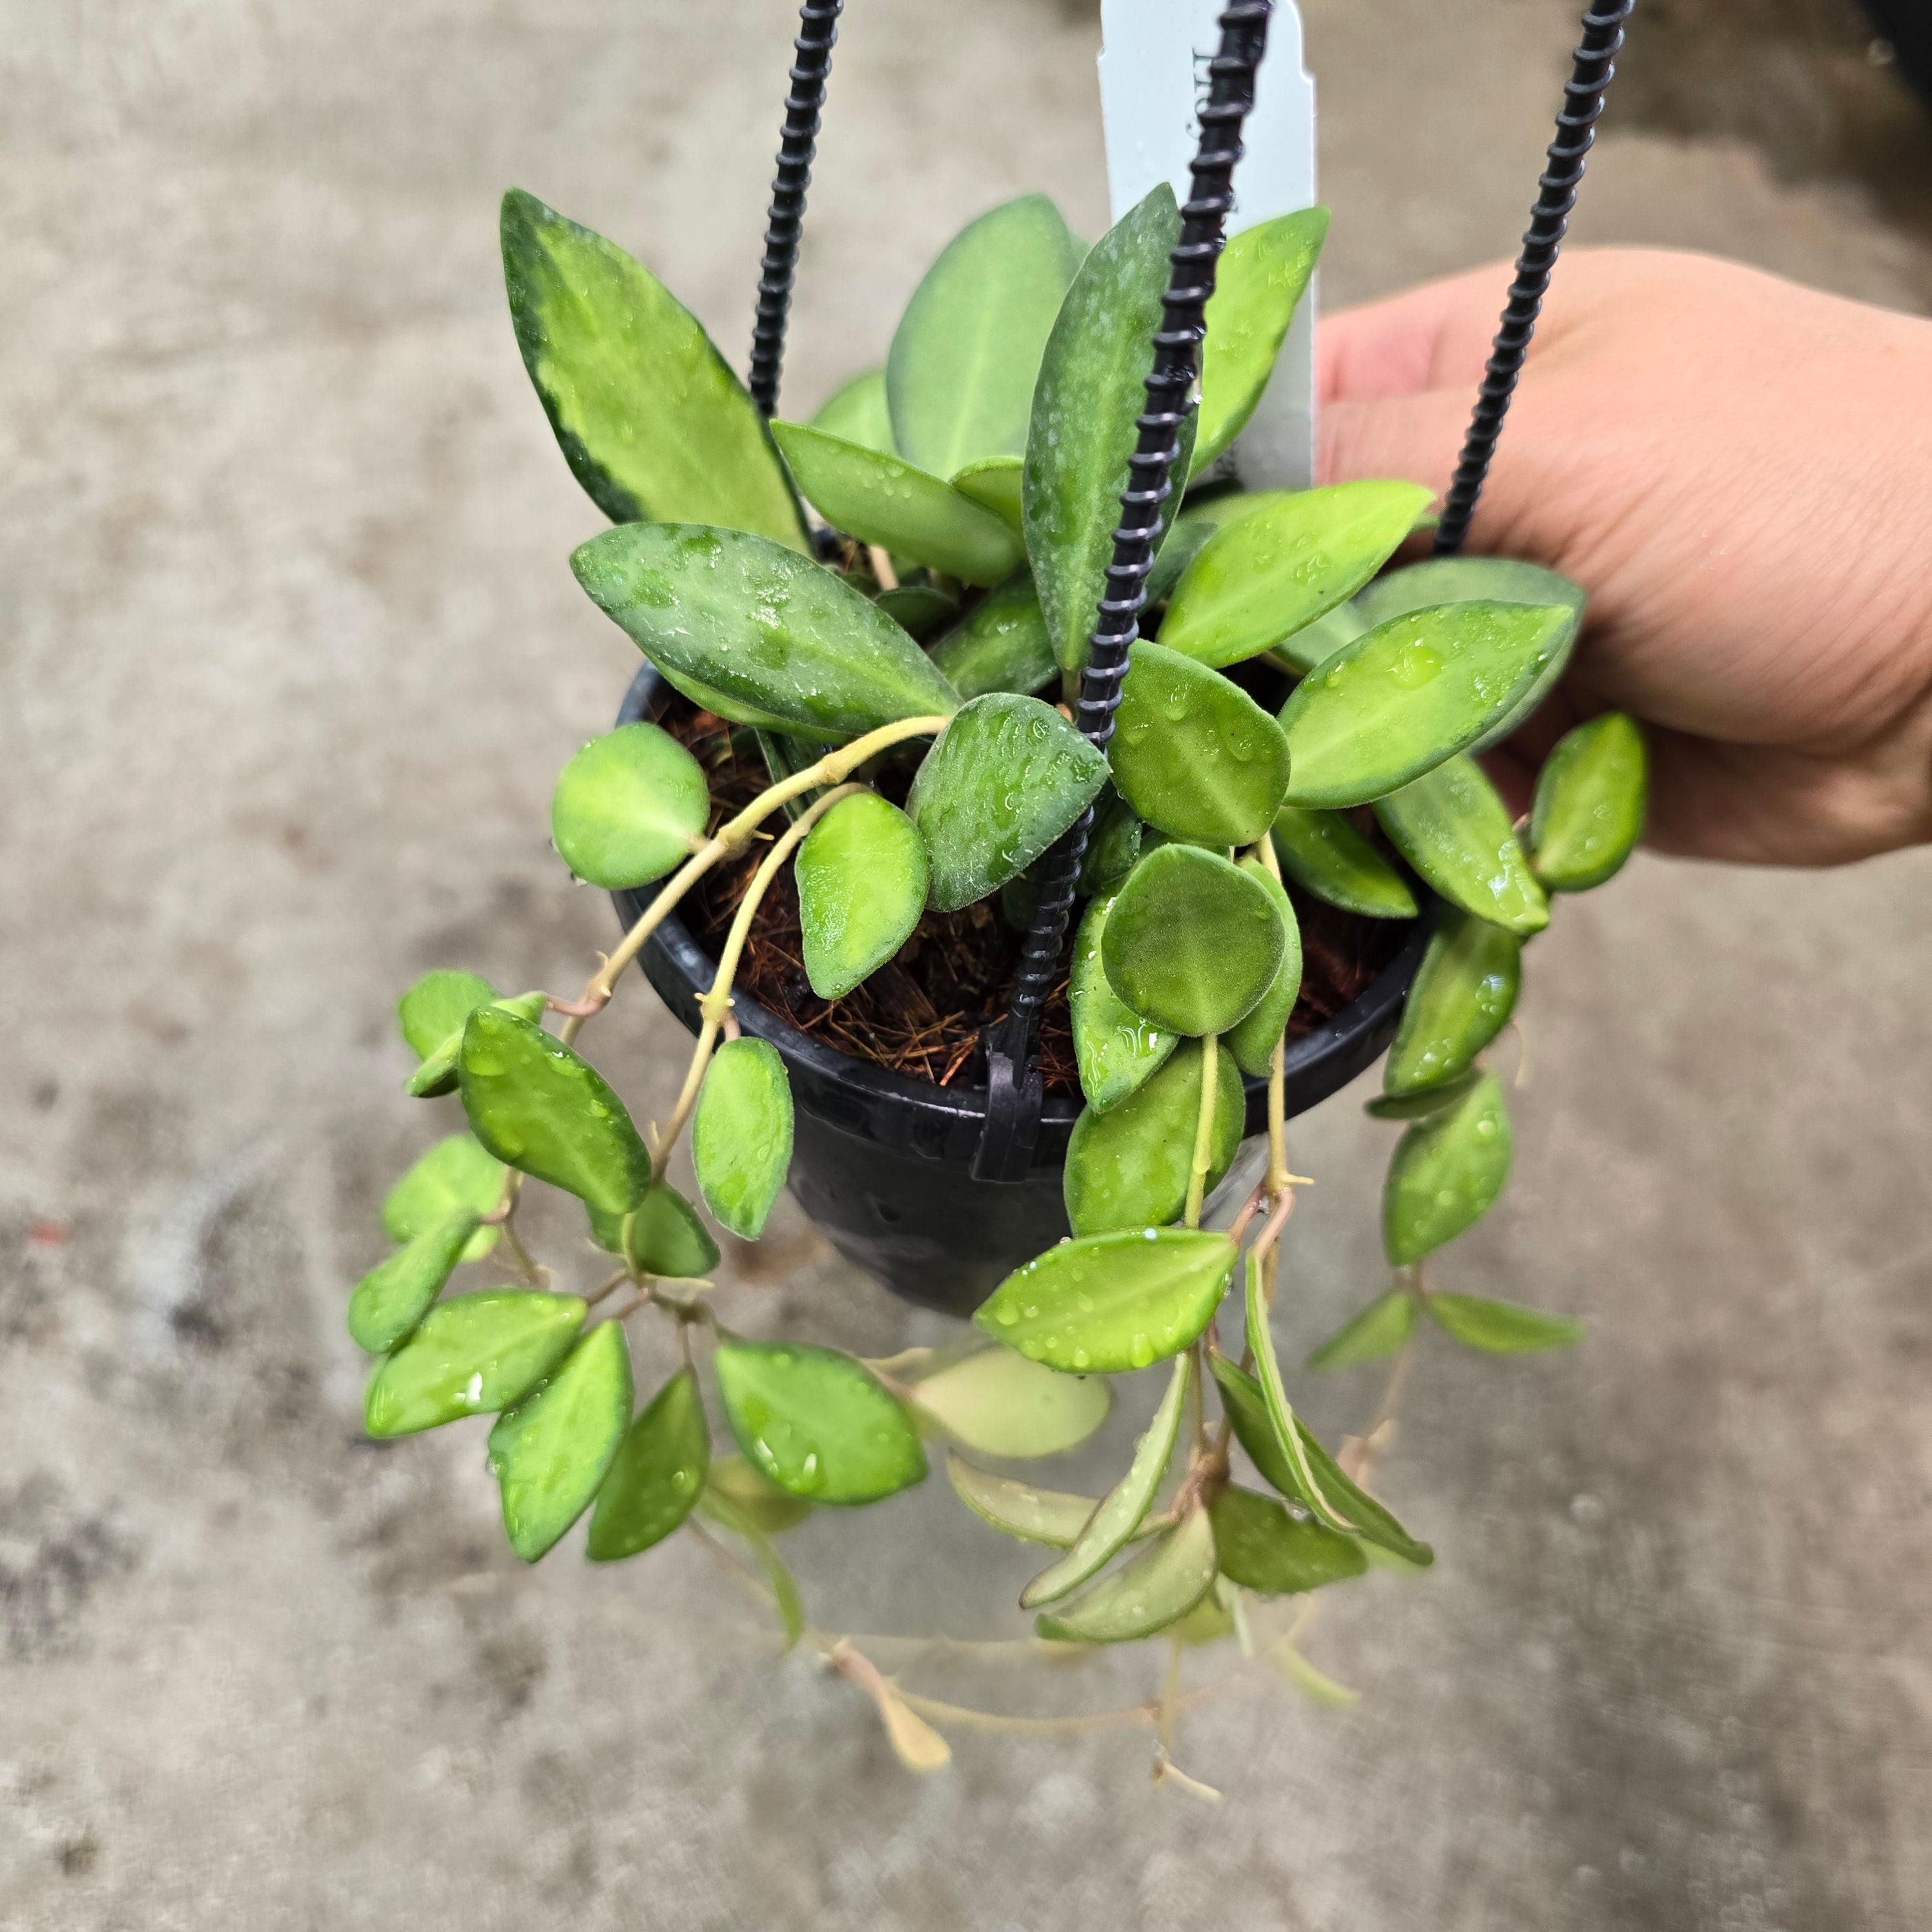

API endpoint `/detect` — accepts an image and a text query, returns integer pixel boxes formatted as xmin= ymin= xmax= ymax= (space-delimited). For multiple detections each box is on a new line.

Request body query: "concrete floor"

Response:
xmin=4 ymin=1 xmax=1929 ymax=1926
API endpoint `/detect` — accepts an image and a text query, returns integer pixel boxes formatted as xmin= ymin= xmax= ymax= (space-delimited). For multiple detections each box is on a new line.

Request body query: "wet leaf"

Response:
xmin=909 ymin=1349 xmax=1112 ymax=1459
xmin=795 ymin=792 xmax=929 ymax=998
xmin=887 ymin=194 xmax=1084 ymax=478
xmin=927 ymin=575 xmax=1056 ymax=701
xmin=1068 ymin=892 xmax=1177 ymax=1112
xmin=586 ymin=1367 xmax=710 ymax=1560
xmin=811 ymin=367 xmax=892 ymax=453
xmin=1101 ymin=843 xmax=1285 ymax=1036
xmin=488 ymin=1321 xmax=633 ymax=1561
xmin=1279 ymin=602 xmax=1574 ymax=808
xmin=572 ymin=522 xmax=960 ymax=743
xmin=949 ymin=455 xmax=1024 ymax=535
xmin=1226 ymin=858 xmax=1304 ymax=1078
xmin=1209 ymin=1485 xmax=1367 ymax=1594
xmin=771 ymin=422 xmax=1023 ymax=585
xmin=382 ymin=1133 xmax=503 ymax=1264
xmin=460 ymin=1009 xmax=652 ymax=1215
xmin=1208 ymin=1355 xmax=1432 ymax=1568
xmin=405 ymin=992 xmax=548 ymax=1100
xmin=1530 ymin=712 xmax=1647 ymax=890
xmin=500 ymin=189 xmax=804 ymax=548
xmin=1275 ymin=599 xmax=1372 ymax=675
xmin=1109 ymin=642 xmax=1292 ymax=847
xmin=1064 ymin=1040 xmax=1244 ymax=1236
xmin=874 ymin=584 xmax=958 ymax=640
xmin=1078 ymin=788 xmax=1143 ymax=898
xmin=619 ymin=1181 xmax=721 ymax=1279
xmin=1354 ymin=556 xmax=1585 ymax=750
xmin=1033 ymin=1501 xmax=1217 ymax=1644
xmin=398 ymin=971 xmax=497 ymax=1060
xmin=1362 ymin=1068 xmax=1482 ymax=1120
xmin=1242 ymin=1262 xmax=1357 ymax=1535
xmin=1373 ymin=755 xmax=1550 ymax=935
xmin=1024 ymin=185 xmax=1191 ymax=676
xmin=1144 ymin=517 xmax=1217 ymax=606
xmin=697 ymin=1483 xmax=806 ymax=1647
xmin=713 ymin=1337 xmax=927 ymax=1504
xmin=1384 ymin=908 xmax=1521 ymax=1096
xmin=1269 ymin=805 xmax=1417 ymax=920
xmin=1158 ymin=482 xmax=1433 ymax=669
xmin=1426 ymin=1291 xmax=1583 ymax=1354
xmin=974 ymin=1227 xmax=1237 ymax=1373
xmin=1191 ymin=207 xmax=1328 ymax=474
xmin=905 ymin=692 xmax=1109 ymax=911
xmin=945 ymin=1452 xmax=1108 ymax=1547
xmin=1306 ymin=1286 xmax=1418 ymax=1371
xmin=550 ymin=722 xmax=708 ymax=890
xmin=707 ymin=1453 xmax=815 ymax=1534
xmin=364 ymin=1291 xmax=585 ymax=1437
xmin=1383 ymin=1070 xmax=1513 ymax=1265
xmin=692 ymin=1037 xmax=794 ymax=1238
xmin=1021 ymin=1352 xmax=1189 ymax=1607
xmin=347 ymin=1208 xmax=480 ymax=1355
xmin=655 ymin=661 xmax=817 ymax=736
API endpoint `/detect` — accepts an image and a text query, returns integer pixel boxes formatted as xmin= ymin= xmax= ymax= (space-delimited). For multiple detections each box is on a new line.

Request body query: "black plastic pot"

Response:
xmin=613 ymin=664 xmax=1429 ymax=1317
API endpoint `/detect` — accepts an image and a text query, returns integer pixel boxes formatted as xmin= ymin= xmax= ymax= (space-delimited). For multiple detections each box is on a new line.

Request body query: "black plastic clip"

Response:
xmin=972 ymin=1012 xmax=1045 ymax=1184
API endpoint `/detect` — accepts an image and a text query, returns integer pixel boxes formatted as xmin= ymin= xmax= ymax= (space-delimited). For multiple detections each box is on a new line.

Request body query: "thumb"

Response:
xmin=1317 ymin=384 xmax=1472 ymax=497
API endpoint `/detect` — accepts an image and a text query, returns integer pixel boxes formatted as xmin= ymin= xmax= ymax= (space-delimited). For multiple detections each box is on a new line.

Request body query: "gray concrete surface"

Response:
xmin=4 ymin=1 xmax=1930 ymax=1926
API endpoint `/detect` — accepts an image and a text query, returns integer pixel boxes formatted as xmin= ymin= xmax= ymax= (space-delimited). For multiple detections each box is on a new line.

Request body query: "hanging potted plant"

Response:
xmin=345 ymin=0 xmax=1647 ymax=1776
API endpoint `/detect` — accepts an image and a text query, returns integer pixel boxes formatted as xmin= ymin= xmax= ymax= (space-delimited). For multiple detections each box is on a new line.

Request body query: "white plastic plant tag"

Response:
xmin=1097 ymin=0 xmax=1318 ymax=489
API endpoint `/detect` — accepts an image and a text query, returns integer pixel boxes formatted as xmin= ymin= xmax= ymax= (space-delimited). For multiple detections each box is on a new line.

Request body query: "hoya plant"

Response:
xmin=351 ymin=180 xmax=1646 ymax=1771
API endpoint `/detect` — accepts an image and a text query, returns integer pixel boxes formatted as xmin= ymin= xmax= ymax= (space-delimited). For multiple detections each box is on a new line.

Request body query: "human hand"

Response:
xmin=1319 ymin=248 xmax=1932 ymax=865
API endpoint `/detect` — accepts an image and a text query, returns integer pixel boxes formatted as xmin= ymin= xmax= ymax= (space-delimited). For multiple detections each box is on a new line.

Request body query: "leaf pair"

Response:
xmin=1307 ymin=1284 xmax=1581 ymax=1364
xmin=396 ymin=971 xmax=546 ymax=1098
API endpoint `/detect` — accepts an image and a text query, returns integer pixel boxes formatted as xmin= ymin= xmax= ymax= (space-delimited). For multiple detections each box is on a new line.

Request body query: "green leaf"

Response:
xmin=459 ymin=1009 xmax=652 ymax=1216
xmin=1269 ymin=805 xmax=1418 ymax=920
xmin=909 ymin=1349 xmax=1111 ymax=1459
xmin=382 ymin=1134 xmax=504 ymax=1264
xmin=398 ymin=971 xmax=497 ymax=1060
xmin=1363 ymin=1068 xmax=1482 ymax=1121
xmin=1242 ymin=1262 xmax=1357 ymax=1535
xmin=655 ymin=661 xmax=824 ymax=737
xmin=712 ymin=1337 xmax=927 ymax=1504
xmin=770 ymin=422 xmax=1024 ymax=586
xmin=1158 ymin=482 xmax=1434 ymax=669
xmin=1226 ymin=858 xmax=1304 ymax=1078
xmin=949 ymin=455 xmax=1025 ymax=535
xmin=1078 ymin=788 xmax=1144 ymax=898
xmin=364 ymin=1291 xmax=585 ymax=1437
xmin=697 ymin=1483 xmax=806 ymax=1647
xmin=1279 ymin=602 xmax=1574 ymax=808
xmin=706 ymin=1454 xmax=814 ymax=1534
xmin=1208 ymin=1354 xmax=1432 ymax=1568
xmin=1023 ymin=184 xmax=1191 ymax=677
xmin=692 ymin=1037 xmax=794 ymax=1238
xmin=347 ymin=1208 xmax=480 ymax=1355
xmin=1144 ymin=517 xmax=1217 ymax=606
xmin=1373 ymin=756 xmax=1550 ymax=935
xmin=1385 ymin=908 xmax=1521 ymax=1096
xmin=1109 ymin=642 xmax=1293 ymax=847
xmin=1065 ymin=1040 xmax=1244 ymax=1237
xmin=946 ymin=1452 xmax=1109 ymax=1547
xmin=550 ymin=723 xmax=708 ymax=890
xmin=586 ymin=1367 xmax=711 ymax=1560
xmin=1426 ymin=1292 xmax=1584 ymax=1354
xmin=1275 ymin=599 xmax=1372 ymax=675
xmin=500 ymin=189 xmax=804 ymax=548
xmin=620 ymin=1181 xmax=721 ymax=1279
xmin=1530 ymin=712 xmax=1647 ymax=890
xmin=1306 ymin=1286 xmax=1418 ymax=1371
xmin=811 ymin=368 xmax=893 ymax=453
xmin=927 ymin=575 xmax=1056 ymax=700
xmin=1021 ymin=1352 xmax=1189 ymax=1608
xmin=1192 ymin=207 xmax=1328 ymax=474
xmin=1353 ymin=556 xmax=1585 ymax=750
xmin=887 ymin=194 xmax=1085 ymax=477
xmin=905 ymin=692 xmax=1110 ymax=911
xmin=571 ymin=522 xmax=960 ymax=745
xmin=874 ymin=584 xmax=958 ymax=640
xmin=1101 ymin=843 xmax=1285 ymax=1036
xmin=1033 ymin=1501 xmax=1217 ymax=1644
xmin=488 ymin=1321 xmax=633 ymax=1562
xmin=1383 ymin=1070 xmax=1513 ymax=1265
xmin=405 ymin=992 xmax=548 ymax=1100
xmin=1209 ymin=1485 xmax=1367 ymax=1595
xmin=975 ymin=1227 xmax=1237 ymax=1372
xmin=795 ymin=792 xmax=929 ymax=998
xmin=1069 ymin=892 xmax=1177 ymax=1112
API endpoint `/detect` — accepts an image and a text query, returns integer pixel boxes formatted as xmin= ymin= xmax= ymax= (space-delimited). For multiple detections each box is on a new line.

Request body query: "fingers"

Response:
xmin=1317 ymin=384 xmax=1474 ymax=498
xmin=1317 ymin=264 xmax=1516 ymax=403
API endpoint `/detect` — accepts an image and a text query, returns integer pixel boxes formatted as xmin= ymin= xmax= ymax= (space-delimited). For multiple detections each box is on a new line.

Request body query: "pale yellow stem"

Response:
xmin=1253 ymin=830 xmax=1292 ymax=1196
xmin=1183 ymin=1034 xmax=1220 ymax=1229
